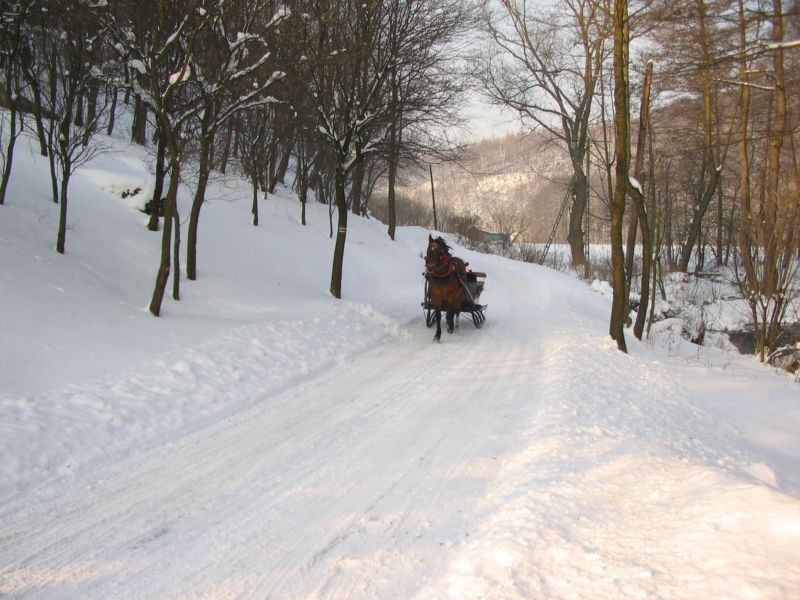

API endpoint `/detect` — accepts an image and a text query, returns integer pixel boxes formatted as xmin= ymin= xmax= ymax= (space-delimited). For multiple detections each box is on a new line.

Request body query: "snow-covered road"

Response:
xmin=2 ymin=253 xmax=800 ymax=598
xmin=2 ymin=257 xmax=539 ymax=597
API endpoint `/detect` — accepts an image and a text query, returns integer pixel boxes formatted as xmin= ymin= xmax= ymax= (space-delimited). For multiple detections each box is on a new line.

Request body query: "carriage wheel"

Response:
xmin=472 ymin=307 xmax=486 ymax=328
xmin=423 ymin=280 xmax=435 ymax=327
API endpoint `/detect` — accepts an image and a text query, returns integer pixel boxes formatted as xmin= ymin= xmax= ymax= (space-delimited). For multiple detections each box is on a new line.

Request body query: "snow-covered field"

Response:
xmin=1 ymin=132 xmax=799 ymax=598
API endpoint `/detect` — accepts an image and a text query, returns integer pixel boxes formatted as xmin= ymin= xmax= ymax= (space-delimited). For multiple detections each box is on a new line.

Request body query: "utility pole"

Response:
xmin=429 ymin=164 xmax=438 ymax=231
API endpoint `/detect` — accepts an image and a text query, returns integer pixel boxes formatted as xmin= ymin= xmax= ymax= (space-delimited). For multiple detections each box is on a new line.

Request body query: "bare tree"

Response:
xmin=104 ymin=0 xmax=219 ymax=315
xmin=20 ymin=0 xmax=109 ymax=253
xmin=287 ymin=0 xmax=402 ymax=299
xmin=185 ymin=0 xmax=288 ymax=280
xmin=647 ymin=0 xmax=738 ymax=273
xmin=478 ymin=0 xmax=611 ymax=274
xmin=14 ymin=0 xmax=50 ymax=159
xmin=485 ymin=198 xmax=530 ymax=246
xmin=381 ymin=0 xmax=475 ymax=239
xmin=734 ymin=0 xmax=800 ymax=360
xmin=236 ymin=107 xmax=271 ymax=226
xmin=0 ymin=0 xmax=30 ymax=205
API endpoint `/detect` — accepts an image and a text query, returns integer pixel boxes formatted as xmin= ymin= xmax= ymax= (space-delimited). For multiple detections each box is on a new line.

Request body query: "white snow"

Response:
xmin=1 ymin=126 xmax=799 ymax=599
xmin=629 ymin=174 xmax=643 ymax=195
xmin=128 ymin=59 xmax=147 ymax=75
xmin=168 ymin=67 xmax=190 ymax=85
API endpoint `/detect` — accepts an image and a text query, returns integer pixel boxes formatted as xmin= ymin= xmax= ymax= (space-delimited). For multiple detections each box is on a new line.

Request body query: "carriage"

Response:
xmin=422 ymin=269 xmax=487 ymax=329
xmin=422 ymin=235 xmax=488 ymax=341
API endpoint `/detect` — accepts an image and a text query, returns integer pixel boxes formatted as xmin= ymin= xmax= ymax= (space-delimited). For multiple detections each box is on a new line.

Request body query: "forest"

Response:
xmin=1 ymin=0 xmax=798 ymax=361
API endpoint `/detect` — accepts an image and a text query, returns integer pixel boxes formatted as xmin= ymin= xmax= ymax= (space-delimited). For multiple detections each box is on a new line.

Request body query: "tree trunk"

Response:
xmin=715 ymin=174 xmax=724 ymax=265
xmin=610 ymin=0 xmax=630 ymax=353
xmin=330 ymin=165 xmax=349 ymax=299
xmin=186 ymin=113 xmax=214 ymax=280
xmin=265 ymin=144 xmax=278 ymax=195
xmin=631 ymin=61 xmax=654 ymax=340
xmin=297 ymin=146 xmax=309 ymax=226
xmin=30 ymin=83 xmax=48 ymax=157
xmin=272 ymin=134 xmax=293 ymax=192
xmin=678 ymin=171 xmax=719 ymax=272
xmin=56 ymin=168 xmax=70 ymax=254
xmin=387 ymin=122 xmax=399 ymax=239
xmin=350 ymin=159 xmax=365 ymax=217
xmin=84 ymin=86 xmax=98 ymax=146
xmin=55 ymin=94 xmax=76 ymax=254
xmin=567 ymin=165 xmax=589 ymax=272
xmin=74 ymin=94 xmax=84 ymax=128
xmin=44 ymin=61 xmax=59 ymax=204
xmin=624 ymin=192 xmax=638 ymax=291
xmin=149 ymin=134 xmax=166 ymax=231
xmin=149 ymin=160 xmax=179 ymax=316
xmin=106 ymin=88 xmax=118 ymax=136
xmin=0 ymin=106 xmax=19 ymax=205
xmin=251 ymin=171 xmax=259 ymax=226
xmin=218 ymin=121 xmax=233 ymax=174
xmin=300 ymin=182 xmax=307 ymax=226
xmin=46 ymin=136 xmax=58 ymax=204
xmin=132 ymin=96 xmax=147 ymax=146
xmin=763 ymin=0 xmax=786 ymax=322
xmin=172 ymin=193 xmax=180 ymax=301
xmin=386 ymin=68 xmax=400 ymax=235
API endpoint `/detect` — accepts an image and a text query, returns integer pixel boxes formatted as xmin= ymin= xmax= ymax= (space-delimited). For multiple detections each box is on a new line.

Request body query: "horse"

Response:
xmin=424 ymin=234 xmax=467 ymax=342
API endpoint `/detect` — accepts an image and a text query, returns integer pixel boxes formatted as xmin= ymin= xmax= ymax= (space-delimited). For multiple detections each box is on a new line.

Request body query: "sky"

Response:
xmin=1 ymin=118 xmax=799 ymax=598
xmin=465 ymin=94 xmax=523 ymax=141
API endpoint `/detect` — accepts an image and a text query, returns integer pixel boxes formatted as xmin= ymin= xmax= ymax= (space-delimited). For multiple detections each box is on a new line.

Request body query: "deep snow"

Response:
xmin=1 ymin=131 xmax=800 ymax=599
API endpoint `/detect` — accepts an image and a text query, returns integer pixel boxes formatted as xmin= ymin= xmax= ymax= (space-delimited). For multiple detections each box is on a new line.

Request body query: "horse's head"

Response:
xmin=425 ymin=235 xmax=451 ymax=274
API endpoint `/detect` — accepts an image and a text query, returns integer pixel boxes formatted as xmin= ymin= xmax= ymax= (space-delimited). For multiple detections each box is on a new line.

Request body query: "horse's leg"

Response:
xmin=446 ymin=306 xmax=455 ymax=334
xmin=434 ymin=308 xmax=442 ymax=342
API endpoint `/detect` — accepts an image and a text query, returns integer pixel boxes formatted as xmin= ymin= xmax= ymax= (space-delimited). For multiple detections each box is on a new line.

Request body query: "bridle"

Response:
xmin=425 ymin=240 xmax=455 ymax=280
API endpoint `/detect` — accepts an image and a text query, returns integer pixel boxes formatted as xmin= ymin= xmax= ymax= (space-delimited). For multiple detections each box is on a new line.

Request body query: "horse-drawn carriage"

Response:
xmin=422 ymin=270 xmax=486 ymax=328
xmin=422 ymin=235 xmax=487 ymax=340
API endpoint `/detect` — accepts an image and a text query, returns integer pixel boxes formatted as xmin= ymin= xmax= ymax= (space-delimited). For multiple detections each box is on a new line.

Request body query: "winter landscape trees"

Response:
xmin=476 ymin=0 xmax=610 ymax=275
xmin=0 ymin=0 xmax=797 ymax=361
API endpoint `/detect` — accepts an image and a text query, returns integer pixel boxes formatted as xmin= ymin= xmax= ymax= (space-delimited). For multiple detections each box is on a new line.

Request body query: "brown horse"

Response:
xmin=425 ymin=235 xmax=467 ymax=342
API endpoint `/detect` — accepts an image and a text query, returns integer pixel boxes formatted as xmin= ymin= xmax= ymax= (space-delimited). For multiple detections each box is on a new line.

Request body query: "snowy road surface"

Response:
xmin=2 ymin=254 xmax=800 ymax=599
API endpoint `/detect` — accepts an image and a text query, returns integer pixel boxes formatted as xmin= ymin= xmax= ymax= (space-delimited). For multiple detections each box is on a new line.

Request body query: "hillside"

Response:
xmin=1 ymin=130 xmax=800 ymax=598
xmin=381 ymin=132 xmax=577 ymax=241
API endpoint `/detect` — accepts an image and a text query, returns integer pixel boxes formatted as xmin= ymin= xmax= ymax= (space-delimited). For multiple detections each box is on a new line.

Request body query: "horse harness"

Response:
xmin=425 ymin=240 xmax=467 ymax=283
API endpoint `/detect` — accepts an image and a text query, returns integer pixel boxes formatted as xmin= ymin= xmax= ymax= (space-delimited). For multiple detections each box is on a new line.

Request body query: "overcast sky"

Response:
xmin=463 ymin=94 xmax=522 ymax=141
